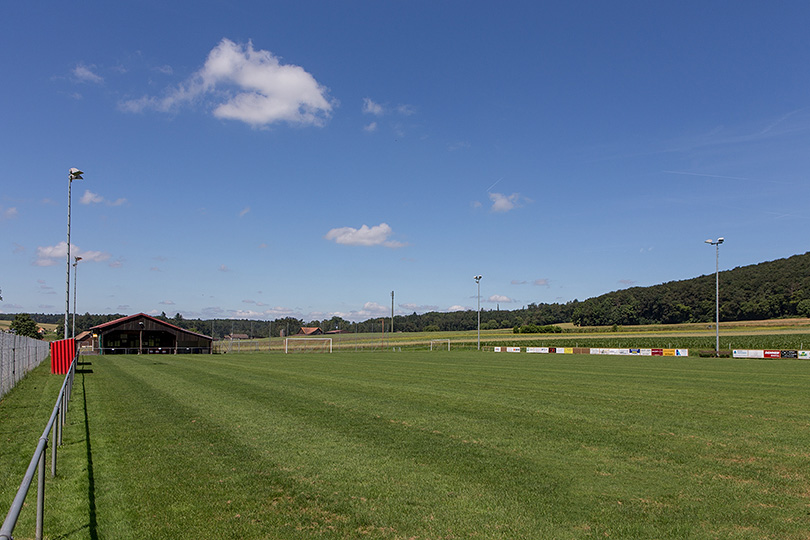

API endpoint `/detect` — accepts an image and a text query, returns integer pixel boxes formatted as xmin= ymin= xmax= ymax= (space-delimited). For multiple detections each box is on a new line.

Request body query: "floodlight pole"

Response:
xmin=65 ymin=168 xmax=83 ymax=339
xmin=705 ymin=237 xmax=724 ymax=355
xmin=72 ymin=256 xmax=82 ymax=338
xmin=474 ymin=275 xmax=482 ymax=350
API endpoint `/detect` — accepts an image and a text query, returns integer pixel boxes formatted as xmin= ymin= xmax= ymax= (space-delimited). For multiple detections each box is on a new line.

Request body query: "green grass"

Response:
xmin=3 ymin=352 xmax=810 ymax=539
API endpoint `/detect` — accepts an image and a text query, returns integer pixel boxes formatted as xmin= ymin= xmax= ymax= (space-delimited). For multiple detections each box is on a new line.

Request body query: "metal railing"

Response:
xmin=0 ymin=333 xmax=50 ymax=400
xmin=0 ymin=354 xmax=77 ymax=540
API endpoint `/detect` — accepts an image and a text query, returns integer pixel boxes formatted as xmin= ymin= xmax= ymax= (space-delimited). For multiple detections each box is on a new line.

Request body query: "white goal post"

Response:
xmin=430 ymin=339 xmax=450 ymax=351
xmin=285 ymin=337 xmax=333 ymax=353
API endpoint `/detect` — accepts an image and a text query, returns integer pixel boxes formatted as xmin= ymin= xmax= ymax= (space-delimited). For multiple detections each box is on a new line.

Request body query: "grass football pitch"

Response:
xmin=2 ymin=351 xmax=809 ymax=539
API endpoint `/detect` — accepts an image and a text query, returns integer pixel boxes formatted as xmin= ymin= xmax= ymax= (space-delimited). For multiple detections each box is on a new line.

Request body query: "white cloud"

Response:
xmin=80 ymin=190 xmax=104 ymax=204
xmin=324 ymin=223 xmax=405 ymax=248
xmin=363 ymin=121 xmax=378 ymax=132
xmin=2 ymin=207 xmax=18 ymax=220
xmin=447 ymin=305 xmax=467 ymax=312
xmin=79 ymin=250 xmax=111 ymax=263
xmin=73 ymin=64 xmax=103 ymax=84
xmin=238 ymin=206 xmax=250 ymax=217
xmin=80 ymin=190 xmax=127 ymax=206
xmin=159 ymin=300 xmax=175 ymax=305
xmin=34 ymin=242 xmax=110 ymax=266
xmin=488 ymin=192 xmax=525 ymax=213
xmin=360 ymin=302 xmax=389 ymax=317
xmin=487 ymin=294 xmax=514 ymax=303
xmin=121 ymin=38 xmax=333 ymax=128
xmin=363 ymin=98 xmax=384 ymax=116
xmin=219 ymin=264 xmax=230 ymax=272
xmin=533 ymin=279 xmax=550 ymax=287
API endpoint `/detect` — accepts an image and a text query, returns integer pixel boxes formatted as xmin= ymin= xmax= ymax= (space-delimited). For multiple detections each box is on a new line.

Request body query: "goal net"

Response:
xmin=285 ymin=337 xmax=333 ymax=353
xmin=430 ymin=339 xmax=450 ymax=351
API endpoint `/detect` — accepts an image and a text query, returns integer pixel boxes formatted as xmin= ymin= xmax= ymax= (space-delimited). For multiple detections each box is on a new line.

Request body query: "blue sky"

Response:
xmin=2 ymin=1 xmax=809 ymax=322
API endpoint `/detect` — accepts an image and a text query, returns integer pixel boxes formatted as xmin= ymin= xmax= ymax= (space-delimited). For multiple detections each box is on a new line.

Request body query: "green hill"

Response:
xmin=571 ymin=252 xmax=810 ymax=326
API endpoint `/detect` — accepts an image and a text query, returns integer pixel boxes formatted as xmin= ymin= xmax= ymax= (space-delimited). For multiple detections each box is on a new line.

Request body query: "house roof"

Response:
xmin=89 ymin=313 xmax=212 ymax=340
xmin=298 ymin=327 xmax=323 ymax=335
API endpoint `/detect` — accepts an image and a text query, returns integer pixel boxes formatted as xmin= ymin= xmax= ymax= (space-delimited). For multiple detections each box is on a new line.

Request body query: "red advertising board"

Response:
xmin=651 ymin=348 xmax=663 ymax=356
xmin=50 ymin=338 xmax=75 ymax=374
xmin=763 ymin=350 xmax=781 ymax=359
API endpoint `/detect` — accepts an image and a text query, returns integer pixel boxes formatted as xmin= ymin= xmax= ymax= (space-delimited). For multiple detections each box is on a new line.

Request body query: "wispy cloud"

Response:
xmin=1 ymin=206 xmax=18 ymax=220
xmin=73 ymin=63 xmax=104 ymax=84
xmin=361 ymin=98 xmax=417 ymax=133
xmin=80 ymin=190 xmax=127 ymax=206
xmin=489 ymin=192 xmax=529 ymax=213
xmin=399 ymin=303 xmax=440 ymax=313
xmin=37 ymin=280 xmax=55 ymax=295
xmin=120 ymin=38 xmax=333 ymax=128
xmin=362 ymin=97 xmax=384 ymax=116
xmin=238 ymin=206 xmax=250 ymax=217
xmin=324 ymin=223 xmax=406 ymax=248
xmin=33 ymin=242 xmax=110 ymax=266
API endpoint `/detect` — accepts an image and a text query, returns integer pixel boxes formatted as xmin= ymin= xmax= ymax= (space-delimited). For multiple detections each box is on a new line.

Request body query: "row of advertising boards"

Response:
xmin=494 ymin=346 xmax=689 ymax=356
xmin=733 ymin=349 xmax=810 ymax=359
xmin=494 ymin=346 xmax=810 ymax=359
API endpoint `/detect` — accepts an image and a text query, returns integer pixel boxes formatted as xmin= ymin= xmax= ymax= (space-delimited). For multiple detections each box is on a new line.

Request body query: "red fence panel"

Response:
xmin=50 ymin=338 xmax=75 ymax=374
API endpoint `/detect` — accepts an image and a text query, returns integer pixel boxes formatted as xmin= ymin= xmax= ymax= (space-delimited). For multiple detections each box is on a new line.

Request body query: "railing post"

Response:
xmin=36 ymin=439 xmax=46 ymax=540
xmin=52 ymin=408 xmax=59 ymax=477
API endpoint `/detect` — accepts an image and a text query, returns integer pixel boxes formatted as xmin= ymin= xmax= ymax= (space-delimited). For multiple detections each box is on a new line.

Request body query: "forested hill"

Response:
xmin=570 ymin=252 xmax=810 ymax=326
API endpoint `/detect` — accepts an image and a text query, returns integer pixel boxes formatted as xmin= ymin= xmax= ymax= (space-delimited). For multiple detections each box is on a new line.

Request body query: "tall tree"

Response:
xmin=11 ymin=313 xmax=42 ymax=339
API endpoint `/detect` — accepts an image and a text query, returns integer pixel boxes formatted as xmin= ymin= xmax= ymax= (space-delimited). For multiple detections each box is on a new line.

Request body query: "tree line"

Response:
xmin=4 ymin=252 xmax=809 ymax=336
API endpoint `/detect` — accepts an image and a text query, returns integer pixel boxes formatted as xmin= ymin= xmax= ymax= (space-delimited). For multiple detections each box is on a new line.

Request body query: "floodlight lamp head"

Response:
xmin=705 ymin=239 xmax=713 ymax=244
xmin=69 ymin=168 xmax=84 ymax=181
xmin=474 ymin=275 xmax=482 ymax=283
xmin=717 ymin=237 xmax=724 ymax=244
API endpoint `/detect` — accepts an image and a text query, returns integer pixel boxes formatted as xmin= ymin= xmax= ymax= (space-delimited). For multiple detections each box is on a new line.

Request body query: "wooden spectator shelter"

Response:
xmin=89 ymin=313 xmax=212 ymax=354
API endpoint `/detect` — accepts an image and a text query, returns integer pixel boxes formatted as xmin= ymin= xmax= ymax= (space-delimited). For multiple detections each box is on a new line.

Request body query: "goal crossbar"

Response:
xmin=285 ymin=337 xmax=333 ymax=353
xmin=430 ymin=339 xmax=450 ymax=351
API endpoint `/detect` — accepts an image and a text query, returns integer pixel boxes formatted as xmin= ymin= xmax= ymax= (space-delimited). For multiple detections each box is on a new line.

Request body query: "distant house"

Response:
xmin=75 ymin=331 xmax=93 ymax=353
xmin=297 ymin=327 xmax=323 ymax=336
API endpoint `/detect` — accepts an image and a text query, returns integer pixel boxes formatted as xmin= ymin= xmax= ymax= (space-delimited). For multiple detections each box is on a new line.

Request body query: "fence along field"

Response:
xmin=3 ymin=350 xmax=809 ymax=539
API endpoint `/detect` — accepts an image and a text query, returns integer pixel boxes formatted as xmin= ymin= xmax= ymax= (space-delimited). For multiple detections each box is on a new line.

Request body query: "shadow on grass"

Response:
xmin=81 ymin=372 xmax=98 ymax=540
